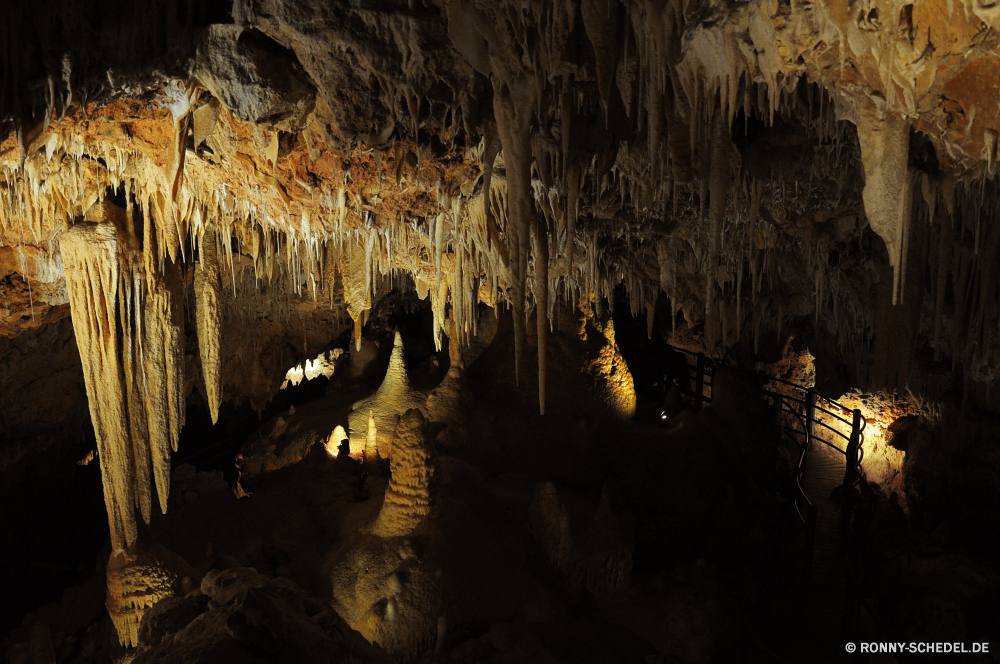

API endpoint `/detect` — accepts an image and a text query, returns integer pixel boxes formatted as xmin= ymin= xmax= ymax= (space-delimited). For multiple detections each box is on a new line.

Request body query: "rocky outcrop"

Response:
xmin=192 ymin=26 xmax=317 ymax=132
xmin=130 ymin=574 xmax=377 ymax=664
xmin=105 ymin=544 xmax=197 ymax=647
xmin=330 ymin=409 xmax=442 ymax=658
xmin=348 ymin=333 xmax=428 ymax=459
xmin=529 ymin=481 xmax=635 ymax=595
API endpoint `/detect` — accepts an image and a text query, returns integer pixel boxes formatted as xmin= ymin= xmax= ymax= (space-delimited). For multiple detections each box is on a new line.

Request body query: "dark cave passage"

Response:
xmin=2 ymin=0 xmax=1000 ymax=661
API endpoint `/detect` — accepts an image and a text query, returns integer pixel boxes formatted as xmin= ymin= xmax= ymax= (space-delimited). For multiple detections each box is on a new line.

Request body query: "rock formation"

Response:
xmin=529 ymin=481 xmax=636 ymax=595
xmin=371 ymin=410 xmax=436 ymax=538
xmin=330 ymin=409 xmax=442 ymax=658
xmin=1 ymin=0 xmax=1000 ymax=657
xmin=348 ymin=332 xmax=428 ymax=459
xmin=105 ymin=544 xmax=196 ymax=648
xmin=582 ymin=317 xmax=637 ymax=420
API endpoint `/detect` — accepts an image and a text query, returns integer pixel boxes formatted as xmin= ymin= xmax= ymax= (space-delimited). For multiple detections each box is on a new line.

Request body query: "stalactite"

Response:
xmin=856 ymin=104 xmax=913 ymax=305
xmin=62 ymin=221 xmax=137 ymax=551
xmin=435 ymin=211 xmax=445 ymax=291
xmin=481 ymin=122 xmax=502 ymax=251
xmin=195 ymin=230 xmax=223 ymax=423
xmin=704 ymin=111 xmax=731 ymax=350
xmin=533 ymin=214 xmax=550 ymax=415
xmin=141 ymin=259 xmax=186 ymax=511
xmin=565 ymin=161 xmax=581 ymax=275
xmin=120 ymin=270 xmax=152 ymax=525
xmin=494 ymin=81 xmax=536 ymax=387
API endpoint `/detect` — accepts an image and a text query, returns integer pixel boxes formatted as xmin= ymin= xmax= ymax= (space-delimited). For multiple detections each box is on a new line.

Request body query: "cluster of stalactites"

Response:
xmin=60 ymin=204 xmax=226 ymax=551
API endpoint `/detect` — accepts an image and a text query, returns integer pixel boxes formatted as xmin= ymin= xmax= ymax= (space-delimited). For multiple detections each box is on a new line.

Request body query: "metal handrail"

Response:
xmin=814 ymin=405 xmax=854 ymax=427
xmin=817 ymin=392 xmax=855 ymax=408
xmin=813 ymin=417 xmax=851 ymax=441
xmin=664 ymin=344 xmax=880 ymax=646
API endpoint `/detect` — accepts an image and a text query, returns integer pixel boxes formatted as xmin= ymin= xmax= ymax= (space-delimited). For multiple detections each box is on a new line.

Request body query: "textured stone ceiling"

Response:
xmin=0 ymin=0 xmax=999 ymax=556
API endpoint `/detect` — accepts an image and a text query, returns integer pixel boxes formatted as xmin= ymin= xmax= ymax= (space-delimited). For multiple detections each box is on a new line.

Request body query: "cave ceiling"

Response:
xmin=0 ymin=0 xmax=999 ymax=544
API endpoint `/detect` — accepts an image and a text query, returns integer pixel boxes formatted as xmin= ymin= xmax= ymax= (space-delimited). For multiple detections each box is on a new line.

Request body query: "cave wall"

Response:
xmin=0 ymin=0 xmax=998 ymax=586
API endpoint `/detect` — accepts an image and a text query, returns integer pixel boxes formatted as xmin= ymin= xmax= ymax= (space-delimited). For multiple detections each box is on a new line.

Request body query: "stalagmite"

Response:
xmin=364 ymin=411 xmax=378 ymax=466
xmin=348 ymin=331 xmax=427 ymax=458
xmin=327 ymin=424 xmax=348 ymax=456
xmin=330 ymin=408 xmax=442 ymax=659
xmin=371 ymin=409 xmax=434 ymax=538
xmin=195 ymin=230 xmax=223 ymax=423
xmin=104 ymin=541 xmax=197 ymax=648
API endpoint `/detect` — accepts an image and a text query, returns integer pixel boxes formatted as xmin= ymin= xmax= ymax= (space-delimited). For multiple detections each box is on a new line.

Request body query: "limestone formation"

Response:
xmin=105 ymin=544 xmax=194 ymax=648
xmin=529 ymin=481 xmax=635 ymax=595
xmin=584 ymin=318 xmax=637 ymax=420
xmin=348 ymin=332 xmax=428 ymax=458
xmin=371 ymin=410 xmax=435 ymax=538
xmin=195 ymin=230 xmax=224 ymax=423
xmin=62 ymin=209 xmax=187 ymax=551
xmin=326 ymin=424 xmax=349 ymax=456
xmin=425 ymin=324 xmax=468 ymax=425
xmin=364 ymin=411 xmax=379 ymax=467
xmin=329 ymin=538 xmax=442 ymax=659
xmin=329 ymin=409 xmax=441 ymax=658
xmin=3 ymin=0 xmax=1000 ymax=656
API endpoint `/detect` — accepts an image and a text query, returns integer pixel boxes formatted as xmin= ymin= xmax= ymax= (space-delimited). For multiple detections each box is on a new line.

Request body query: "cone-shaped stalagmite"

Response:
xmin=348 ymin=331 xmax=427 ymax=458
xmin=364 ymin=411 xmax=378 ymax=467
xmin=371 ymin=409 xmax=434 ymax=537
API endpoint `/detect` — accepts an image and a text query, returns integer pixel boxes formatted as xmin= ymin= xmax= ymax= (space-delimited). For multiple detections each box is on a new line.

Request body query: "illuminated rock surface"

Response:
xmin=0 ymin=0 xmax=999 ymax=659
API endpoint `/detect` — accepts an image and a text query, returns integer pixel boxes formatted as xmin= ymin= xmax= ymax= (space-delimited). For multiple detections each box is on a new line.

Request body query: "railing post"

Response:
xmin=694 ymin=353 xmax=705 ymax=411
xmin=805 ymin=388 xmax=816 ymax=452
xmin=844 ymin=408 xmax=862 ymax=492
xmin=802 ymin=503 xmax=817 ymax=583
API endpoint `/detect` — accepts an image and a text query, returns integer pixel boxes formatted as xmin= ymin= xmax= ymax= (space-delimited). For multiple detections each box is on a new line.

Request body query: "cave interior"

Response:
xmin=1 ymin=0 xmax=1000 ymax=662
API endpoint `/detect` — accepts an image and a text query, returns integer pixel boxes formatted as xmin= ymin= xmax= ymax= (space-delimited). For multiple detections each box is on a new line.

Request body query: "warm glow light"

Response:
xmin=281 ymin=349 xmax=343 ymax=389
xmin=831 ymin=391 xmax=927 ymax=511
xmin=759 ymin=341 xmax=927 ymax=512
xmin=326 ymin=425 xmax=348 ymax=457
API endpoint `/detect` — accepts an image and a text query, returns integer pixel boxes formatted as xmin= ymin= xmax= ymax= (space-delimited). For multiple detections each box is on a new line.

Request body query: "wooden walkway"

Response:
xmin=750 ymin=442 xmax=855 ymax=663
xmin=799 ymin=444 xmax=851 ymax=654
xmin=669 ymin=347 xmax=868 ymax=662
